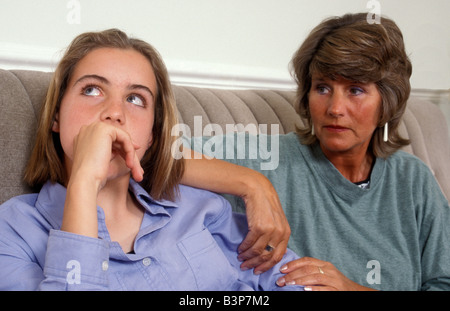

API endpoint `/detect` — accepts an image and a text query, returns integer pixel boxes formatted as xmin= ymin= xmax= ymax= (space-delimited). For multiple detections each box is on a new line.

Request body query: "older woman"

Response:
xmin=182 ymin=13 xmax=450 ymax=290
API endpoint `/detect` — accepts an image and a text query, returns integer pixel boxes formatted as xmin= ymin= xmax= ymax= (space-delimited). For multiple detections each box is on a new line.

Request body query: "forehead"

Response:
xmin=70 ymin=47 xmax=157 ymax=93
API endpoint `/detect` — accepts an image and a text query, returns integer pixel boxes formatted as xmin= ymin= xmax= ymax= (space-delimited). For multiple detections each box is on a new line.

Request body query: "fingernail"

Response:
xmin=304 ymin=287 xmax=312 ymax=291
xmin=276 ymin=277 xmax=285 ymax=286
xmin=254 ymin=270 xmax=262 ymax=275
xmin=280 ymin=264 xmax=288 ymax=272
xmin=286 ymin=280 xmax=296 ymax=286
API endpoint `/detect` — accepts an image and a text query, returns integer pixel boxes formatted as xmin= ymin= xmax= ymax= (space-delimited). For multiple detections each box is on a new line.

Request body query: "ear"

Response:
xmin=52 ymin=113 xmax=60 ymax=132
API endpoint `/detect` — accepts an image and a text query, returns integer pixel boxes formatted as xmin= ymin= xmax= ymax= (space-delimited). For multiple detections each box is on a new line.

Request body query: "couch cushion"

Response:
xmin=0 ymin=70 xmax=51 ymax=202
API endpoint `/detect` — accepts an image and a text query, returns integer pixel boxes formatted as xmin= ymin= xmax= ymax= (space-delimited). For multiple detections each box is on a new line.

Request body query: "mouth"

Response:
xmin=323 ymin=125 xmax=349 ymax=133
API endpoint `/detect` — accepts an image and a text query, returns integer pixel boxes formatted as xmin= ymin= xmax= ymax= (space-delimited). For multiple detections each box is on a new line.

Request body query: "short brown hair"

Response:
xmin=291 ymin=13 xmax=412 ymax=158
xmin=25 ymin=29 xmax=184 ymax=200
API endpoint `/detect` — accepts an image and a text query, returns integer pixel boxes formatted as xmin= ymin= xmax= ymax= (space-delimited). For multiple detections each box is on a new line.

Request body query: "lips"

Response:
xmin=323 ymin=125 xmax=349 ymax=133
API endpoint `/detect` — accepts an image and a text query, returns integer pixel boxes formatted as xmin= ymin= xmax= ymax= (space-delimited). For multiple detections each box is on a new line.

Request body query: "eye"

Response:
xmin=82 ymin=85 xmax=102 ymax=97
xmin=127 ymin=94 xmax=145 ymax=107
xmin=316 ymin=85 xmax=330 ymax=95
xmin=349 ymin=87 xmax=365 ymax=96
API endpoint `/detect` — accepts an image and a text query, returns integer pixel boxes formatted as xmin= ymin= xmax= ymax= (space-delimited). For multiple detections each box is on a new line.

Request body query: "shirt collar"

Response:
xmin=128 ymin=179 xmax=180 ymax=212
xmin=35 ymin=179 xmax=180 ymax=230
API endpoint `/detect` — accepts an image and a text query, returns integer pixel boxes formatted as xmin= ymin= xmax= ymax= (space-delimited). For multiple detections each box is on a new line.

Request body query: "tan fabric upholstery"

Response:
xmin=1 ymin=69 xmax=449 ymax=204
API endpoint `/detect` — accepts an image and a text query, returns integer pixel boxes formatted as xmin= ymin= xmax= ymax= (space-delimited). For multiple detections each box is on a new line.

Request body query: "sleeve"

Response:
xmin=206 ymin=195 xmax=303 ymax=291
xmin=40 ymin=230 xmax=111 ymax=291
xmin=0 ymin=228 xmax=110 ymax=291
xmin=184 ymin=133 xmax=282 ymax=214
xmin=0 ymin=239 xmax=46 ymax=290
xmin=418 ymin=171 xmax=450 ymax=290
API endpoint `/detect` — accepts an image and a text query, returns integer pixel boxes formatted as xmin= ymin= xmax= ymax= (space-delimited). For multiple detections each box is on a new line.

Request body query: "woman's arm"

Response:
xmin=181 ymin=147 xmax=290 ymax=274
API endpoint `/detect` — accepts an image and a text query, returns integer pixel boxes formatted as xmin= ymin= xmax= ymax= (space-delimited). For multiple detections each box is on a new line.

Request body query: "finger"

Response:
xmin=239 ymin=242 xmax=282 ymax=272
xmin=112 ymin=138 xmax=136 ymax=169
xmin=237 ymin=230 xmax=262 ymax=256
xmin=279 ymin=257 xmax=325 ymax=273
xmin=110 ymin=129 xmax=142 ymax=169
xmin=130 ymin=150 xmax=144 ymax=182
xmin=252 ymin=242 xmax=287 ymax=274
xmin=237 ymin=231 xmax=271 ymax=262
xmin=238 ymin=239 xmax=272 ymax=269
xmin=278 ymin=272 xmax=327 ymax=288
xmin=109 ymin=127 xmax=145 ymax=182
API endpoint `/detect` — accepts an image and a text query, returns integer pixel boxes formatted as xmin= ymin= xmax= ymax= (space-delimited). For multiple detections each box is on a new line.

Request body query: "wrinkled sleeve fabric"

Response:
xmin=204 ymin=194 xmax=303 ymax=291
xmin=41 ymin=230 xmax=110 ymax=290
xmin=0 ymin=227 xmax=110 ymax=291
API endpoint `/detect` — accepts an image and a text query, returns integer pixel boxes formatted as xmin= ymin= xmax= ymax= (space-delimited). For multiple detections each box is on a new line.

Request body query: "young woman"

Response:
xmin=0 ymin=29 xmax=301 ymax=291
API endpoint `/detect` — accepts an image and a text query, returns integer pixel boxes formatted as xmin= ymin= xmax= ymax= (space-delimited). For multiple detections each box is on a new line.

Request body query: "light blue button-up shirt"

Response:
xmin=0 ymin=180 xmax=302 ymax=291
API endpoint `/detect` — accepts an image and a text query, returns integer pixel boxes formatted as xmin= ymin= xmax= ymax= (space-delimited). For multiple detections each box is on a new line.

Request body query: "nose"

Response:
xmin=100 ymin=98 xmax=125 ymax=125
xmin=327 ymin=91 xmax=345 ymax=117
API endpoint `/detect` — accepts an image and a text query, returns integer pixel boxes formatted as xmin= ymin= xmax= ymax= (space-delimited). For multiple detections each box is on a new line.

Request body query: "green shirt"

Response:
xmin=187 ymin=132 xmax=450 ymax=290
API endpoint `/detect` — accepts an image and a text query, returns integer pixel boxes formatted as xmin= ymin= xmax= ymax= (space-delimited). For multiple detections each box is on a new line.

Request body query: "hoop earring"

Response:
xmin=311 ymin=123 xmax=315 ymax=136
xmin=383 ymin=122 xmax=389 ymax=142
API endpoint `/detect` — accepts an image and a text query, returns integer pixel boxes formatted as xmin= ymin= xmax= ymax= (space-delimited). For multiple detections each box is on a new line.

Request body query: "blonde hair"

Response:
xmin=25 ymin=29 xmax=184 ymax=201
xmin=291 ymin=13 xmax=411 ymax=158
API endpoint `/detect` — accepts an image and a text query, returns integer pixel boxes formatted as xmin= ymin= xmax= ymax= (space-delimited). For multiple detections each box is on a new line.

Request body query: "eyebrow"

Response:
xmin=128 ymin=84 xmax=155 ymax=100
xmin=74 ymin=74 xmax=155 ymax=99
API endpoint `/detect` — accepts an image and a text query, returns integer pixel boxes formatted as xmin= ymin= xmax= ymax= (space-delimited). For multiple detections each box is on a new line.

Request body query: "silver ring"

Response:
xmin=265 ymin=244 xmax=275 ymax=252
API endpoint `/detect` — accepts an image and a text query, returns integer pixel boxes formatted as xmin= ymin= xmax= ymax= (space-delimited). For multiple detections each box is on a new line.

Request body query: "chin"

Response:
xmin=107 ymin=162 xmax=132 ymax=181
xmin=320 ymin=139 xmax=354 ymax=154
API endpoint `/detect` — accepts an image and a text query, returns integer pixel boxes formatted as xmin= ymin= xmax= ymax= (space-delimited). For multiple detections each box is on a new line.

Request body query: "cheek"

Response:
xmin=359 ymin=103 xmax=381 ymax=127
xmin=131 ymin=116 xmax=154 ymax=155
xmin=56 ymin=104 xmax=93 ymax=160
xmin=308 ymin=101 xmax=325 ymax=123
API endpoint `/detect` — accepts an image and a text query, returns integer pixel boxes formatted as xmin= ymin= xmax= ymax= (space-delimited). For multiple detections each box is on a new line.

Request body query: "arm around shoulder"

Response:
xmin=181 ymin=147 xmax=290 ymax=273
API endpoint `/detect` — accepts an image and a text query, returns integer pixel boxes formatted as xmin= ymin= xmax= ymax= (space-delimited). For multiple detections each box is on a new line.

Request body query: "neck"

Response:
xmin=97 ymin=175 xmax=129 ymax=209
xmin=97 ymin=175 xmax=144 ymax=253
xmin=321 ymin=145 xmax=374 ymax=183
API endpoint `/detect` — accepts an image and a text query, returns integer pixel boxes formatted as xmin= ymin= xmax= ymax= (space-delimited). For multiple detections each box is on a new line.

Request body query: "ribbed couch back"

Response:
xmin=1 ymin=69 xmax=449 ymax=203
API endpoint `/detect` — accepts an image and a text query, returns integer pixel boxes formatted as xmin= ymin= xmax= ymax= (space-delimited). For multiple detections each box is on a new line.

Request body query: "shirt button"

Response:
xmin=102 ymin=260 xmax=109 ymax=271
xmin=142 ymin=257 xmax=151 ymax=266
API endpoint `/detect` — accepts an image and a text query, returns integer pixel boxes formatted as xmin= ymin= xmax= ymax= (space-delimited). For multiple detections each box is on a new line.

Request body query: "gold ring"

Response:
xmin=318 ymin=267 xmax=324 ymax=274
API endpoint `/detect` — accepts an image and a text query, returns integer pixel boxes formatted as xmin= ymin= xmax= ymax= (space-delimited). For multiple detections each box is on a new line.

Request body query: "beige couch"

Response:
xmin=1 ymin=69 xmax=449 ymax=204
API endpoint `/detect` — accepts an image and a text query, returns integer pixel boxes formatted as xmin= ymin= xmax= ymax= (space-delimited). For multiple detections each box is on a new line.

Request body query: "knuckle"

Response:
xmin=273 ymin=253 xmax=283 ymax=264
xmin=259 ymin=252 xmax=273 ymax=262
xmin=285 ymin=226 xmax=291 ymax=236
xmin=301 ymin=256 xmax=314 ymax=264
xmin=248 ymin=247 xmax=264 ymax=257
xmin=323 ymin=261 xmax=333 ymax=269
